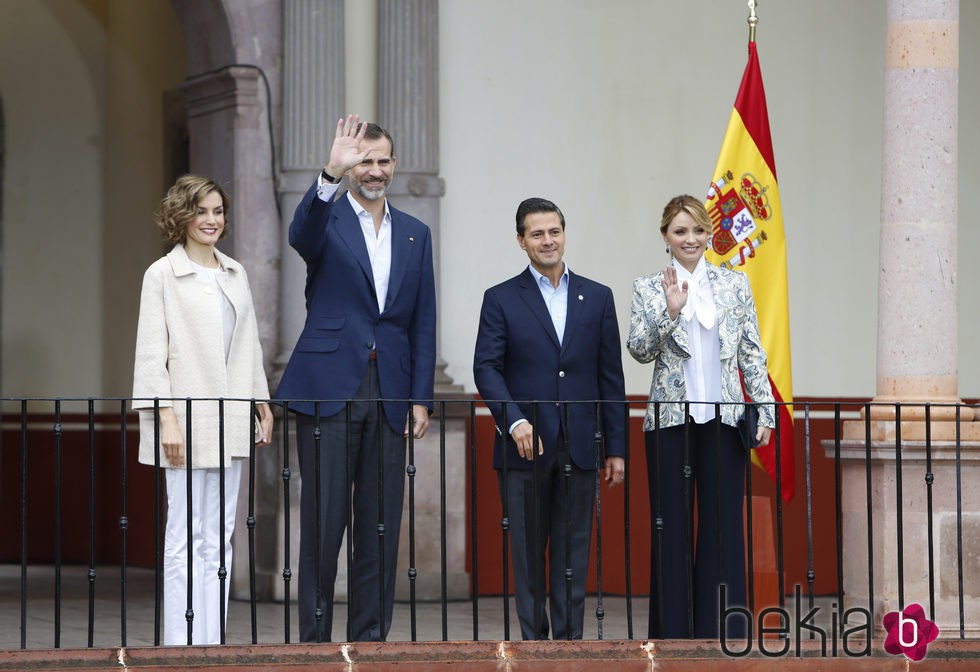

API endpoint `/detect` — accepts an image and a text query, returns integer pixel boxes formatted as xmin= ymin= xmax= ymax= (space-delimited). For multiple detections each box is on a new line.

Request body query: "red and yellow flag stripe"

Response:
xmin=705 ymin=41 xmax=795 ymax=502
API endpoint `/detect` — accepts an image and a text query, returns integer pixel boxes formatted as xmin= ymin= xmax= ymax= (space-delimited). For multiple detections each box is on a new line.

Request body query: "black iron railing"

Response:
xmin=0 ymin=397 xmax=975 ymax=649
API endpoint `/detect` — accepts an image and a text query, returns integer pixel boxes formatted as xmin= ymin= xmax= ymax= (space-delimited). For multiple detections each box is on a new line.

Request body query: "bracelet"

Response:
xmin=321 ymin=168 xmax=341 ymax=184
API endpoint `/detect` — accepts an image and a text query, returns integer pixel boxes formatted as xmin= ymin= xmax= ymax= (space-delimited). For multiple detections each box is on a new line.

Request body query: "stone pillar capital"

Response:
xmin=388 ymin=172 xmax=446 ymax=200
xmin=179 ymin=66 xmax=261 ymax=121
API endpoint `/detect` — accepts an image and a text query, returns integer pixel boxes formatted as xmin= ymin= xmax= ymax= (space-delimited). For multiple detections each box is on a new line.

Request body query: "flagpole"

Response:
xmin=747 ymin=0 xmax=758 ymax=43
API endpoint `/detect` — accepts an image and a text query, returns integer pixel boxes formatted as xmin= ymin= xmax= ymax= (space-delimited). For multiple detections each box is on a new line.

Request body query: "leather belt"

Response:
xmin=369 ymin=349 xmax=377 ymax=361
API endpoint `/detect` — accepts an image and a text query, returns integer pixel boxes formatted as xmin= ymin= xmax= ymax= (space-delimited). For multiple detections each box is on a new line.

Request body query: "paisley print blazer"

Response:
xmin=627 ymin=262 xmax=775 ymax=431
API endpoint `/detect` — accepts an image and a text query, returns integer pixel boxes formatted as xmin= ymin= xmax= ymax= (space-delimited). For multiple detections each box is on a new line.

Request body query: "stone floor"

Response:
xmin=1 ymin=564 xmax=843 ymax=651
xmin=5 ymin=566 xmax=980 ymax=671
xmin=2 ymin=565 xmax=633 ymax=648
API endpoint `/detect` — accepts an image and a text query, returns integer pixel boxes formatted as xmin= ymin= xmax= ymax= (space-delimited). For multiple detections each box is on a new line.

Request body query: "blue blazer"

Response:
xmin=473 ymin=268 xmax=627 ymax=471
xmin=276 ymin=182 xmax=436 ymax=432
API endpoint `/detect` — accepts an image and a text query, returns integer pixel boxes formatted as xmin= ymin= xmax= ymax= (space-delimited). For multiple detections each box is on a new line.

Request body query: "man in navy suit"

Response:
xmin=277 ymin=115 xmax=436 ymax=642
xmin=473 ymin=197 xmax=626 ymax=640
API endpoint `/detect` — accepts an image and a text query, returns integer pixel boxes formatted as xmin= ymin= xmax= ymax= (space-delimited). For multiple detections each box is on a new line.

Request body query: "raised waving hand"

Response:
xmin=324 ymin=114 xmax=371 ymax=178
xmin=662 ymin=265 xmax=689 ymax=321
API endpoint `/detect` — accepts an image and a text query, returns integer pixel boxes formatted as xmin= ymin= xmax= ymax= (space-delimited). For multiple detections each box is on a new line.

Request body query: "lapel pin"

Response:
xmin=578 ymin=294 xmax=584 ymax=301
xmin=409 ymin=236 xmax=415 ymax=242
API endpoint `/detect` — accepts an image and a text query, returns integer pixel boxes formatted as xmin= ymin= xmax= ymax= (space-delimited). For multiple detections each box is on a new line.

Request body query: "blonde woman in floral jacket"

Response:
xmin=627 ymin=194 xmax=775 ymax=640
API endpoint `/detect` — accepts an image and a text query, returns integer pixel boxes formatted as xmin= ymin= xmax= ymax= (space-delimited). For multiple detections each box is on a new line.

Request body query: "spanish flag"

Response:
xmin=704 ymin=40 xmax=795 ymax=502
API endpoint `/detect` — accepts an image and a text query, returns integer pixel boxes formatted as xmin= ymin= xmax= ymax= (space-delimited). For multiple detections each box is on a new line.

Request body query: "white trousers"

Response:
xmin=163 ymin=461 xmax=242 ymax=645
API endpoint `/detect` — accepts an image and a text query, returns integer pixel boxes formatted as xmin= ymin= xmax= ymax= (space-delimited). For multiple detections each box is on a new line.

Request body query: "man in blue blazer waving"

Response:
xmin=473 ymin=197 xmax=626 ymax=640
xmin=277 ymin=115 xmax=436 ymax=642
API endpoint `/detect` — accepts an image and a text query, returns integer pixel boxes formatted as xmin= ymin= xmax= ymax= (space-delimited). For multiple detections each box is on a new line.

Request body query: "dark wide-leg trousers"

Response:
xmin=296 ymin=360 xmax=406 ymax=643
xmin=645 ymin=418 xmax=748 ymax=639
xmin=498 ymin=454 xmax=596 ymax=640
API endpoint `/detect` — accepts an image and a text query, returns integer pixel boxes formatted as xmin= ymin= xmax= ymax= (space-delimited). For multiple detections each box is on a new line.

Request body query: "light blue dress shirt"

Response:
xmin=509 ymin=263 xmax=569 ymax=435
xmin=527 ymin=262 xmax=569 ymax=345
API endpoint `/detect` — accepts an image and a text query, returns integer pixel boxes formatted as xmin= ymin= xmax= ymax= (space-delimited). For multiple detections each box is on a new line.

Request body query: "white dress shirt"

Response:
xmin=316 ymin=177 xmax=392 ymax=314
xmin=674 ymin=257 xmax=722 ymax=424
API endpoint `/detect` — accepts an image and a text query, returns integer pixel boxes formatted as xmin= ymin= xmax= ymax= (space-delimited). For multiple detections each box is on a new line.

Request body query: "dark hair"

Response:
xmin=154 ymin=174 xmax=231 ymax=244
xmin=515 ymin=197 xmax=566 ymax=236
xmin=358 ymin=122 xmax=395 ymax=158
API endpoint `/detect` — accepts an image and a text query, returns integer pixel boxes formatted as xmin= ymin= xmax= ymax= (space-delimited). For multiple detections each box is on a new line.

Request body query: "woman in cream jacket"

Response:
xmin=133 ymin=175 xmax=273 ymax=645
xmin=627 ymin=194 xmax=775 ymax=640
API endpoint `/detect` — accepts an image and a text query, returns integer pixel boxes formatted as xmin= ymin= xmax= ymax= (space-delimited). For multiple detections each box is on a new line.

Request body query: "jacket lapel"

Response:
xmin=333 ymin=194 xmax=378 ymax=301
xmin=561 ymin=271 xmax=583 ymax=353
xmin=166 ymin=243 xmax=196 ymax=278
xmin=213 ymin=248 xmax=246 ymax=326
xmin=518 ymin=269 xmax=561 ymax=350
xmin=706 ymin=264 xmax=720 ymax=312
xmin=706 ymin=264 xmax=738 ymax=359
xmin=385 ymin=213 xmax=410 ymax=311
xmin=167 ymin=244 xmax=244 ymax=341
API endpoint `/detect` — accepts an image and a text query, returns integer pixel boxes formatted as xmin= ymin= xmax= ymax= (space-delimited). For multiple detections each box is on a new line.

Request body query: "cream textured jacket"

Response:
xmin=627 ymin=262 xmax=775 ymax=432
xmin=132 ymin=244 xmax=270 ymax=468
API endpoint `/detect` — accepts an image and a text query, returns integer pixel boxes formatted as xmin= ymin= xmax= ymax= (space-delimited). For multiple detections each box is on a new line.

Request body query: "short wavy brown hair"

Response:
xmin=154 ymin=175 xmax=231 ymax=244
xmin=660 ymin=194 xmax=712 ymax=235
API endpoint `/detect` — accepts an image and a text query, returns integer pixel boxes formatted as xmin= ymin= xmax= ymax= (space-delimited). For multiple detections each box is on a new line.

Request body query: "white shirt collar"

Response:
xmin=673 ymin=256 xmax=716 ymax=329
xmin=346 ymin=192 xmax=392 ymax=314
xmin=346 ymin=191 xmax=392 ymax=223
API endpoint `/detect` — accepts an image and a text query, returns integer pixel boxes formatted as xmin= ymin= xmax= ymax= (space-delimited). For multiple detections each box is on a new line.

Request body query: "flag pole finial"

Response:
xmin=747 ymin=0 xmax=758 ymax=43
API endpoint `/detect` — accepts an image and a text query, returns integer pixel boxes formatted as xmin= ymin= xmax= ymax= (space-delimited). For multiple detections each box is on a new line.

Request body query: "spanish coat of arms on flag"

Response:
xmin=705 ymin=40 xmax=796 ymax=503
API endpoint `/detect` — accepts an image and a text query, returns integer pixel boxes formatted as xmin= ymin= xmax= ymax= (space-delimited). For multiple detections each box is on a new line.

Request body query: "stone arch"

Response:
xmin=0 ymin=0 xmax=106 ymax=396
xmin=170 ymin=0 xmax=236 ymax=75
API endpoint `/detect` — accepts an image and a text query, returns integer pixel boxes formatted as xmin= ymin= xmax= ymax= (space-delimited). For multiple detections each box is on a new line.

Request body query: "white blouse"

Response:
xmin=673 ymin=257 xmax=722 ymax=424
xmin=188 ymin=260 xmax=236 ymax=361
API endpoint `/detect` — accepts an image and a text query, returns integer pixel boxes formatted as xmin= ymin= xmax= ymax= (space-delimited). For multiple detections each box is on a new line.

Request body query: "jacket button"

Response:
xmin=366 ymin=342 xmax=373 ymax=348
xmin=558 ymin=370 xmax=565 ymax=378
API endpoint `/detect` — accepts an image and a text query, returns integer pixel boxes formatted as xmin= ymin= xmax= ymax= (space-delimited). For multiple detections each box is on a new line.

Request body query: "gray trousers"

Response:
xmin=498 ymin=455 xmax=596 ymax=640
xmin=295 ymin=360 xmax=406 ymax=642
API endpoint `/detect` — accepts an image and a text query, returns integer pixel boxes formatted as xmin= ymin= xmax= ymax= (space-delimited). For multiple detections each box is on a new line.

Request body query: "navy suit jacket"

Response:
xmin=473 ymin=268 xmax=626 ymax=471
xmin=276 ymin=182 xmax=436 ymax=432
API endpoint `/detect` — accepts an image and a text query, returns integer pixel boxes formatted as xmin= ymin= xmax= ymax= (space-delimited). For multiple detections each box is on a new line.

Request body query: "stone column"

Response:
xmin=868 ymin=0 xmax=970 ymax=436
xmin=278 ymin=0 xmax=346 ymax=357
xmin=179 ymin=67 xmax=280 ymax=369
xmin=378 ymin=0 xmax=444 ymax=325
xmin=376 ymin=0 xmax=457 ymax=379
xmin=261 ymin=0 xmax=346 ymax=602
xmin=378 ymin=0 xmax=469 ymax=601
xmin=830 ymin=0 xmax=980 ymax=638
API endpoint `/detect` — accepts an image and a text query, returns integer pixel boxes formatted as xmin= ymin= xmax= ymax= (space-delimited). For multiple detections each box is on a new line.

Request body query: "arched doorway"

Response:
xmin=0 ymin=0 xmax=188 ymax=567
